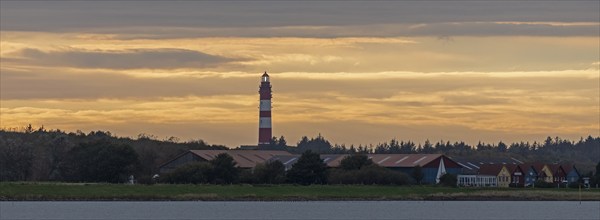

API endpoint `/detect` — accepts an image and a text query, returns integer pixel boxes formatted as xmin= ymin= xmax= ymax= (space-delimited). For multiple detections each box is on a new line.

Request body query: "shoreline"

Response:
xmin=2 ymin=182 xmax=599 ymax=202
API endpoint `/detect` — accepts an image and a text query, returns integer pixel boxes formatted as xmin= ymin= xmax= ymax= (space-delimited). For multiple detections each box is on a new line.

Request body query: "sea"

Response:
xmin=1 ymin=201 xmax=599 ymax=220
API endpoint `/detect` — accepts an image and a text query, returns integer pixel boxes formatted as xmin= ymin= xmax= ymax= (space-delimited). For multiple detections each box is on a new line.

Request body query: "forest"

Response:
xmin=1 ymin=125 xmax=599 ymax=184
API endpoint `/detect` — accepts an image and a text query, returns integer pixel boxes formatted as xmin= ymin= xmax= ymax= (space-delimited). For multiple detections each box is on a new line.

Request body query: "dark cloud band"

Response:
xmin=1 ymin=1 xmax=598 ymax=37
xmin=10 ymin=48 xmax=233 ymax=69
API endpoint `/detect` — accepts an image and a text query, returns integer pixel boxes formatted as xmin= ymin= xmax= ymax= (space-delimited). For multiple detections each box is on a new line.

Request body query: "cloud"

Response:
xmin=3 ymin=35 xmax=596 ymax=73
xmin=2 ymin=67 xmax=598 ymax=100
xmin=2 ymin=68 xmax=597 ymax=147
xmin=0 ymin=68 xmax=259 ymax=100
xmin=4 ymin=22 xmax=595 ymax=40
xmin=1 ymin=1 xmax=598 ymax=37
xmin=10 ymin=48 xmax=234 ymax=69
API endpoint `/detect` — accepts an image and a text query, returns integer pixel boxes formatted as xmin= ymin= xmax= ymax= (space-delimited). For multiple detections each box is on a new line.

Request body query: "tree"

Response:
xmin=286 ymin=150 xmax=327 ymax=185
xmin=277 ymin=136 xmax=287 ymax=148
xmin=162 ymin=162 xmax=213 ymax=184
xmin=296 ymin=134 xmax=332 ymax=154
xmin=596 ymin=161 xmax=600 ymax=178
xmin=62 ymin=141 xmax=139 ymax=183
xmin=210 ymin=153 xmax=239 ymax=184
xmin=412 ymin=165 xmax=424 ymax=185
xmin=438 ymin=173 xmax=457 ymax=187
xmin=270 ymin=136 xmax=278 ymax=146
xmin=593 ymin=161 xmax=600 ymax=187
xmin=497 ymin=141 xmax=507 ymax=152
xmin=339 ymin=154 xmax=372 ymax=170
xmin=45 ymin=135 xmax=73 ymax=180
xmin=0 ymin=137 xmax=34 ymax=181
xmin=328 ymin=164 xmax=410 ymax=185
xmin=254 ymin=160 xmax=286 ymax=184
xmin=421 ymin=140 xmax=434 ymax=153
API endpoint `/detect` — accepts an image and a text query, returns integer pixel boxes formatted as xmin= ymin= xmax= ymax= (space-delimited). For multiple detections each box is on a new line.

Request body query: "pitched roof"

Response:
xmin=365 ymin=154 xmax=444 ymax=167
xmin=531 ymin=163 xmax=547 ymax=172
xmin=477 ymin=164 xmax=506 ymax=176
xmin=562 ymin=164 xmax=578 ymax=175
xmin=189 ymin=150 xmax=292 ymax=168
xmin=269 ymin=154 xmax=446 ymax=169
xmin=505 ymin=164 xmax=518 ymax=173
xmin=546 ymin=164 xmax=563 ymax=174
xmin=453 ymin=157 xmax=523 ymax=172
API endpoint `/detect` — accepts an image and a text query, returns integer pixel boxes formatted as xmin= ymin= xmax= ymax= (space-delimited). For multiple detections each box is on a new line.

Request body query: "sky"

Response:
xmin=1 ymin=1 xmax=599 ymax=147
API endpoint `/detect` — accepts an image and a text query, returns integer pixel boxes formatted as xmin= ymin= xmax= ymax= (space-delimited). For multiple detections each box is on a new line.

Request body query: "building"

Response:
xmin=457 ymin=164 xmax=511 ymax=187
xmin=536 ymin=163 xmax=553 ymax=183
xmin=258 ymin=72 xmax=272 ymax=148
xmin=454 ymin=158 xmax=523 ymax=175
xmin=458 ymin=162 xmax=580 ymax=188
xmin=563 ymin=164 xmax=580 ymax=184
xmin=159 ymin=150 xmax=292 ymax=173
xmin=521 ymin=164 xmax=537 ymax=186
xmin=510 ymin=164 xmax=526 ymax=187
xmin=270 ymin=154 xmax=462 ymax=184
xmin=159 ymin=151 xmax=462 ymax=184
xmin=547 ymin=164 xmax=566 ymax=184
xmin=496 ymin=165 xmax=512 ymax=187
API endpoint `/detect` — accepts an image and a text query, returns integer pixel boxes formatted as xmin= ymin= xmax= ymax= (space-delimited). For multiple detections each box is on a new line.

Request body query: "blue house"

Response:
xmin=520 ymin=164 xmax=538 ymax=187
xmin=563 ymin=164 xmax=580 ymax=184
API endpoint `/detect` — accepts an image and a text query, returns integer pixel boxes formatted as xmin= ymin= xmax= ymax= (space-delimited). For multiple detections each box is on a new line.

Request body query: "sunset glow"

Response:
xmin=1 ymin=1 xmax=598 ymax=147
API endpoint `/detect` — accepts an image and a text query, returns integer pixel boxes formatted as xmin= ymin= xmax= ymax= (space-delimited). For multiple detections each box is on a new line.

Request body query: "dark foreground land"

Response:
xmin=1 ymin=182 xmax=599 ymax=201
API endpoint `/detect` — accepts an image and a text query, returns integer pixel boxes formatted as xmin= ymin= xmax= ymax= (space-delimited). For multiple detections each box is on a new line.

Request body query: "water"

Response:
xmin=1 ymin=201 xmax=599 ymax=220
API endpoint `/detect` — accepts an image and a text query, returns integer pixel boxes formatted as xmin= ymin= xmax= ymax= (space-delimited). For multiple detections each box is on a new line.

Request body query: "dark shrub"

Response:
xmin=533 ymin=180 xmax=554 ymax=188
xmin=339 ymin=154 xmax=372 ymax=171
xmin=287 ymin=151 xmax=327 ymax=185
xmin=254 ymin=160 xmax=286 ymax=184
xmin=210 ymin=153 xmax=239 ymax=184
xmin=162 ymin=162 xmax=213 ymax=184
xmin=328 ymin=164 xmax=410 ymax=185
xmin=62 ymin=141 xmax=139 ymax=183
xmin=438 ymin=173 xmax=457 ymax=187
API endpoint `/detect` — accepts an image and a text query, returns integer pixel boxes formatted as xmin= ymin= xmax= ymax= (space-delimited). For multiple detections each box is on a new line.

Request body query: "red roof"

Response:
xmin=189 ymin=150 xmax=291 ymax=168
xmin=321 ymin=154 xmax=445 ymax=168
xmin=505 ymin=164 xmax=517 ymax=173
xmin=478 ymin=164 xmax=505 ymax=176
xmin=562 ymin=164 xmax=576 ymax=174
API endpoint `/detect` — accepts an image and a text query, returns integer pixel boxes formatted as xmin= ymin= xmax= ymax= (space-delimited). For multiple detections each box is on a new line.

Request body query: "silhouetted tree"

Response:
xmin=0 ymin=138 xmax=34 ymax=181
xmin=62 ymin=141 xmax=139 ymax=183
xmin=497 ymin=141 xmax=507 ymax=152
xmin=412 ymin=165 xmax=424 ymax=185
xmin=277 ymin=136 xmax=287 ymax=148
xmin=438 ymin=173 xmax=457 ymax=187
xmin=296 ymin=134 xmax=332 ymax=154
xmin=210 ymin=153 xmax=239 ymax=184
xmin=162 ymin=162 xmax=213 ymax=184
xmin=421 ymin=140 xmax=434 ymax=153
xmin=329 ymin=164 xmax=410 ymax=185
xmin=339 ymin=154 xmax=373 ymax=171
xmin=254 ymin=160 xmax=286 ymax=184
xmin=596 ymin=161 xmax=600 ymax=179
xmin=286 ymin=150 xmax=327 ymax=185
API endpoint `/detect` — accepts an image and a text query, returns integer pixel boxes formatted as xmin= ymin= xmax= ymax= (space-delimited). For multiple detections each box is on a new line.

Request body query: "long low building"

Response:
xmin=159 ymin=150 xmax=292 ymax=173
xmin=159 ymin=150 xmax=463 ymax=184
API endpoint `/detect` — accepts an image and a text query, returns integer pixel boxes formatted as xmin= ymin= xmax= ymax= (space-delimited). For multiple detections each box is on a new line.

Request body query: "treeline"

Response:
xmin=279 ymin=134 xmax=600 ymax=174
xmin=0 ymin=127 xmax=225 ymax=182
xmin=1 ymin=126 xmax=599 ymax=182
xmin=162 ymin=151 xmax=424 ymax=186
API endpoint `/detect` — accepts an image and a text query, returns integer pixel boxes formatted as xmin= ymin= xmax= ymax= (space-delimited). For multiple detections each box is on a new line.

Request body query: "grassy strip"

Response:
xmin=1 ymin=182 xmax=599 ymax=201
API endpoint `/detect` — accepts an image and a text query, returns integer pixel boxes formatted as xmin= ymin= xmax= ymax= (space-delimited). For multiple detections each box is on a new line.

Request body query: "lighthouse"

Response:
xmin=258 ymin=71 xmax=272 ymax=146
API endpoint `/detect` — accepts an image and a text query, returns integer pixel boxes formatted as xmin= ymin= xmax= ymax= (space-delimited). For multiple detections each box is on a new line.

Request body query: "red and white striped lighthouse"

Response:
xmin=258 ymin=71 xmax=272 ymax=146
